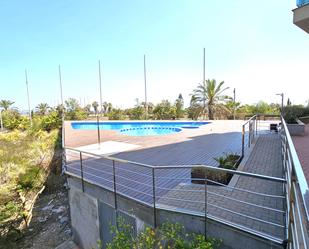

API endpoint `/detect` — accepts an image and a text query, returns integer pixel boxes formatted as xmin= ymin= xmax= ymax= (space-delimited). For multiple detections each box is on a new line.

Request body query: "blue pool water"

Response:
xmin=71 ymin=121 xmax=210 ymax=136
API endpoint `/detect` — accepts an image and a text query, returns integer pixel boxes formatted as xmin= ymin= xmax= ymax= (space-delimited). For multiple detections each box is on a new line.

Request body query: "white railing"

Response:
xmin=281 ymin=116 xmax=309 ymax=248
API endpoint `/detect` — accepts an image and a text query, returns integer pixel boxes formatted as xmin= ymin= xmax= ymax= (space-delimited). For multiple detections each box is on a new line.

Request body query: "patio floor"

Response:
xmin=65 ymin=120 xmax=285 ymax=243
xmin=292 ymin=124 xmax=309 ymax=184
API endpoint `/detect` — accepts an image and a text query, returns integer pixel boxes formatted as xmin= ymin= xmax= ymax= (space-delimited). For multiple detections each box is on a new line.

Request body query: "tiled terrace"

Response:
xmin=65 ymin=120 xmax=285 ymax=243
xmin=292 ymin=123 xmax=309 ymax=183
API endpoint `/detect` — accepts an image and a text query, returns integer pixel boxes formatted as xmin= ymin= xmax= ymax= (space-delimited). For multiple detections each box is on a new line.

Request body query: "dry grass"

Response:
xmin=0 ymin=129 xmax=60 ymax=228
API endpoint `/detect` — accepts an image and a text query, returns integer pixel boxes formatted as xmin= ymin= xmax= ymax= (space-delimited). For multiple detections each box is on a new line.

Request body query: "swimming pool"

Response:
xmin=71 ymin=121 xmax=210 ymax=136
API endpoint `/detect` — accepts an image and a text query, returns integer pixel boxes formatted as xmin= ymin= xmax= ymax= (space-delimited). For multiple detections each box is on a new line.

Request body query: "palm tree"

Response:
xmin=36 ymin=103 xmax=50 ymax=115
xmin=192 ymin=79 xmax=230 ymax=120
xmin=103 ymin=102 xmax=113 ymax=114
xmin=0 ymin=100 xmax=15 ymax=110
xmin=92 ymin=101 xmax=99 ymax=115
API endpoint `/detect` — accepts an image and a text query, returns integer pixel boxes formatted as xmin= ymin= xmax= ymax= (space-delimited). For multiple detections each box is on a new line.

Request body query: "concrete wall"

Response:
xmin=69 ymin=185 xmax=100 ymax=249
xmin=293 ymin=3 xmax=309 ymax=33
xmin=287 ymin=119 xmax=305 ymax=136
xmin=68 ymin=176 xmax=283 ymax=249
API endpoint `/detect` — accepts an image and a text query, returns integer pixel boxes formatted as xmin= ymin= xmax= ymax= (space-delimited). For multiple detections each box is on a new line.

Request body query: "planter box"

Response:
xmin=287 ymin=119 xmax=305 ymax=136
xmin=299 ymin=116 xmax=309 ymax=124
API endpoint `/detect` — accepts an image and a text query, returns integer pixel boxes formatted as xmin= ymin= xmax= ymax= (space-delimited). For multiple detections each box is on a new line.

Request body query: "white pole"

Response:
xmin=98 ymin=60 xmax=103 ymax=116
xmin=0 ymin=109 xmax=3 ymax=131
xmin=203 ymin=48 xmax=206 ymax=119
xmin=203 ymin=48 xmax=205 ymax=83
xmin=144 ymin=54 xmax=148 ymax=119
xmin=59 ymin=65 xmax=65 ymax=149
xmin=233 ymin=88 xmax=236 ymax=120
xmin=59 ymin=65 xmax=64 ymax=106
xmin=25 ymin=69 xmax=32 ymax=126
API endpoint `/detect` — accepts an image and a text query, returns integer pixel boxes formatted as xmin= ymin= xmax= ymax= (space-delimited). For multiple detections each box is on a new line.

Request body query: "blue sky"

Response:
xmin=1 ymin=0 xmax=308 ymax=110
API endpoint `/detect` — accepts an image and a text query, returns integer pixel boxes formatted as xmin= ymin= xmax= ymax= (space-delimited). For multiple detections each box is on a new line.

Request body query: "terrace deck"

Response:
xmin=65 ymin=120 xmax=285 ymax=243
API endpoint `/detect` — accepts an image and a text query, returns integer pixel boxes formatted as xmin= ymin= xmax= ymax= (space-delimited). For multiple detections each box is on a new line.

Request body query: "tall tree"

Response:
xmin=103 ymin=102 xmax=113 ymax=114
xmin=175 ymin=94 xmax=184 ymax=119
xmin=35 ymin=103 xmax=50 ymax=115
xmin=192 ymin=79 xmax=230 ymax=120
xmin=92 ymin=101 xmax=99 ymax=115
xmin=0 ymin=100 xmax=15 ymax=110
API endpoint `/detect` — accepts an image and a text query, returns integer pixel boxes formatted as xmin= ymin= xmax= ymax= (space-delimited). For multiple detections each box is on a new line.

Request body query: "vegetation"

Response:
xmin=175 ymin=94 xmax=184 ymax=119
xmin=0 ymin=99 xmax=63 ymax=242
xmin=153 ymin=100 xmax=176 ymax=120
xmin=35 ymin=103 xmax=50 ymax=115
xmin=126 ymin=105 xmax=145 ymax=120
xmin=0 ymin=99 xmax=15 ymax=110
xmin=107 ymin=218 xmax=220 ymax=249
xmin=191 ymin=79 xmax=230 ymax=120
xmin=65 ymin=98 xmax=87 ymax=120
xmin=283 ymin=105 xmax=309 ymax=124
xmin=92 ymin=101 xmax=99 ymax=115
xmin=108 ymin=108 xmax=125 ymax=120
xmin=191 ymin=153 xmax=240 ymax=185
xmin=0 ymin=129 xmax=61 ymax=238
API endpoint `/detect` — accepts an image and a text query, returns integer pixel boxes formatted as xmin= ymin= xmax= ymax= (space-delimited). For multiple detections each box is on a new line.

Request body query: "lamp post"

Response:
xmin=276 ymin=93 xmax=284 ymax=115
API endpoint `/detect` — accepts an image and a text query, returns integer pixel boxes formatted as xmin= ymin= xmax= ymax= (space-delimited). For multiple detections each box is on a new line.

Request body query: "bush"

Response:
xmin=17 ymin=166 xmax=43 ymax=190
xmin=153 ymin=100 xmax=176 ymax=120
xmin=2 ymin=110 xmax=22 ymax=130
xmin=283 ymin=105 xmax=309 ymax=124
xmin=127 ymin=106 xmax=145 ymax=120
xmin=0 ymin=201 xmax=22 ymax=223
xmin=38 ymin=111 xmax=62 ymax=132
xmin=107 ymin=219 xmax=221 ymax=249
xmin=108 ymin=109 xmax=125 ymax=120
xmin=191 ymin=153 xmax=240 ymax=185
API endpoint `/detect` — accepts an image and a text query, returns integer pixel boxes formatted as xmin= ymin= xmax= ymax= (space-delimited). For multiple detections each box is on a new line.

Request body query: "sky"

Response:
xmin=0 ymin=0 xmax=308 ymax=111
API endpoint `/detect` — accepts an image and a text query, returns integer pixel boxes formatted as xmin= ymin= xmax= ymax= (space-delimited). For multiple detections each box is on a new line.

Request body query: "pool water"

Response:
xmin=71 ymin=121 xmax=209 ymax=136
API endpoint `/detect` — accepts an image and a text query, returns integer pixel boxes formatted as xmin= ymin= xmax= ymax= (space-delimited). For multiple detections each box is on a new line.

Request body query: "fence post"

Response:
xmin=112 ymin=160 xmax=119 ymax=228
xmin=248 ymin=121 xmax=251 ymax=148
xmin=79 ymin=152 xmax=85 ymax=192
xmin=97 ymin=115 xmax=101 ymax=147
xmin=242 ymin=125 xmax=245 ymax=158
xmin=152 ymin=167 xmax=157 ymax=228
xmin=256 ymin=116 xmax=258 ymax=135
xmin=204 ymin=170 xmax=208 ymax=239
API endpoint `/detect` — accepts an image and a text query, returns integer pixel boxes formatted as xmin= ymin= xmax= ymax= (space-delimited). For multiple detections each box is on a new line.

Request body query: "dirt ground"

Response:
xmin=0 ymin=174 xmax=72 ymax=249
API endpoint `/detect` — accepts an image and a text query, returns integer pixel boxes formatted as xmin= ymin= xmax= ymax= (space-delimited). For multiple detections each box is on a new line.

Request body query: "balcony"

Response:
xmin=293 ymin=0 xmax=309 ymax=33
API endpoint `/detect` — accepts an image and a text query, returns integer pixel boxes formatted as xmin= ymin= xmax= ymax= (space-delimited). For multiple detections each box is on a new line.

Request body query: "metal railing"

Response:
xmin=281 ymin=116 xmax=309 ymax=248
xmin=64 ymin=114 xmax=309 ymax=248
xmin=64 ymin=146 xmax=287 ymax=244
xmin=297 ymin=0 xmax=309 ymax=7
xmin=241 ymin=114 xmax=280 ymax=158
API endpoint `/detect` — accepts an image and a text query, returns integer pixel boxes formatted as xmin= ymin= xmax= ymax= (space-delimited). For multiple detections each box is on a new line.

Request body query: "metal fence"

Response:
xmin=64 ymin=152 xmax=287 ymax=243
xmin=281 ymin=116 xmax=309 ymax=249
xmin=241 ymin=114 xmax=280 ymax=158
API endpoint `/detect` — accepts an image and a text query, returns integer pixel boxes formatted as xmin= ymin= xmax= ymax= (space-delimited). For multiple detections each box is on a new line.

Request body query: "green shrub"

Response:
xmin=107 ymin=219 xmax=221 ymax=249
xmin=108 ymin=109 xmax=125 ymax=120
xmin=127 ymin=106 xmax=145 ymax=120
xmin=153 ymin=100 xmax=176 ymax=120
xmin=17 ymin=166 xmax=43 ymax=190
xmin=191 ymin=153 xmax=240 ymax=185
xmin=2 ymin=110 xmax=22 ymax=130
xmin=38 ymin=111 xmax=62 ymax=131
xmin=0 ymin=201 xmax=22 ymax=223
xmin=284 ymin=105 xmax=309 ymax=124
